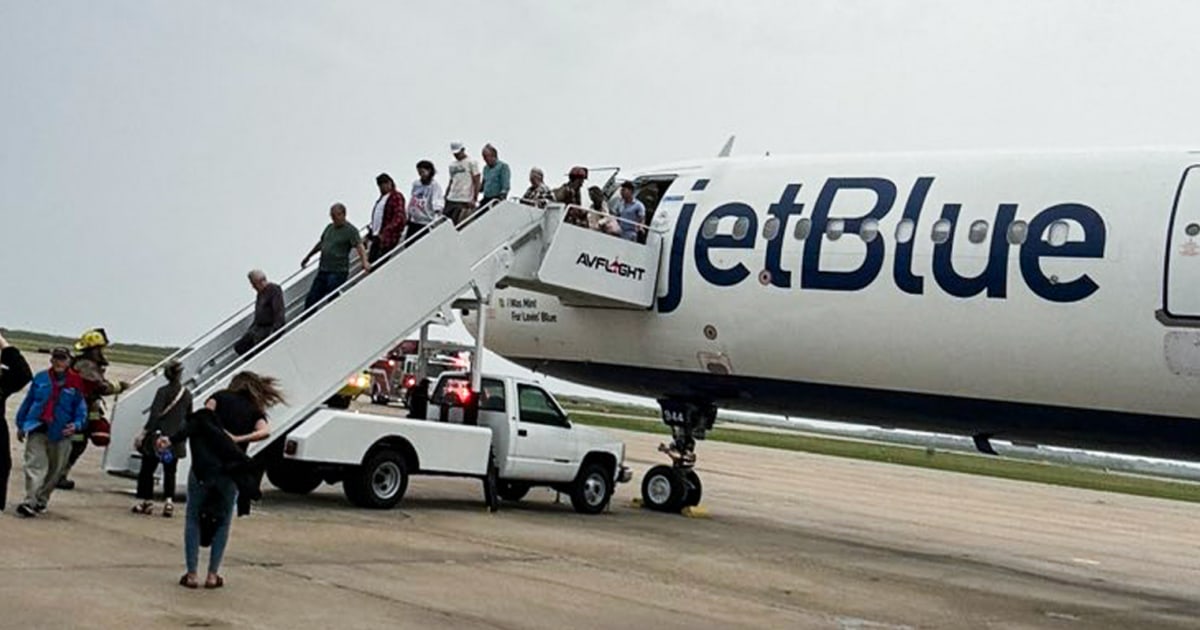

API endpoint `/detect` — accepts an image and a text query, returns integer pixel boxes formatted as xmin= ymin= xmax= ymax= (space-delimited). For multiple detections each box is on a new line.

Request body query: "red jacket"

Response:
xmin=378 ymin=190 xmax=407 ymax=252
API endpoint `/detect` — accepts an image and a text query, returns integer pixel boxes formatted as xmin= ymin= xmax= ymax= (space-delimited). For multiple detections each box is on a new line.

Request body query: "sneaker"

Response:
xmin=15 ymin=504 xmax=36 ymax=518
xmin=56 ymin=478 xmax=75 ymax=490
xmin=34 ymin=504 xmax=46 ymax=513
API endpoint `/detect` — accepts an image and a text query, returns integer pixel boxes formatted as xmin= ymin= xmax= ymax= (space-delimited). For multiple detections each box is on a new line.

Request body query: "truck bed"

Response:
xmin=285 ymin=409 xmax=494 ymax=477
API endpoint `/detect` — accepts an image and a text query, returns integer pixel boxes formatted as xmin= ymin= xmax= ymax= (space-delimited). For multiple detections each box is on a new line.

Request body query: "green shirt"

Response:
xmin=318 ymin=222 xmax=362 ymax=273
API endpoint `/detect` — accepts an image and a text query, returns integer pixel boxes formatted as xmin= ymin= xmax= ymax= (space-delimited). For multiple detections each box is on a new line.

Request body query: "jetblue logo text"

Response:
xmin=658 ymin=177 xmax=1107 ymax=313
xmin=576 ymin=253 xmax=648 ymax=281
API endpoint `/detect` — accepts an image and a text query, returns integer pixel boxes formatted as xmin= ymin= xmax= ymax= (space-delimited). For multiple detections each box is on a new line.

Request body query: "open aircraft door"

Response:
xmin=1164 ymin=165 xmax=1200 ymax=319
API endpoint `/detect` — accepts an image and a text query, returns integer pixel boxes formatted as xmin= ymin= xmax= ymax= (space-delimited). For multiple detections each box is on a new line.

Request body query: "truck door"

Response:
xmin=1164 ymin=165 xmax=1200 ymax=319
xmin=510 ymin=384 xmax=577 ymax=482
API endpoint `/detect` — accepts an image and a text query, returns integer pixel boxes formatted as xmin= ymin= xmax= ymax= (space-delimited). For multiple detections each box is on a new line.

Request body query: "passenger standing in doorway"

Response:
xmin=301 ymin=203 xmax=370 ymax=309
xmin=13 ymin=347 xmax=86 ymax=517
xmin=367 ymin=173 xmax=407 ymax=264
xmin=522 ymin=168 xmax=552 ymax=207
xmin=132 ymin=360 xmax=191 ymax=517
xmin=233 ymin=270 xmax=285 ymax=356
xmin=407 ymin=160 xmax=444 ymax=241
xmin=444 ymin=142 xmax=481 ymax=224
xmin=480 ymin=144 xmax=511 ymax=208
xmin=157 ymin=371 xmax=281 ymax=590
xmin=0 ymin=332 xmax=34 ymax=512
xmin=614 ymin=181 xmax=647 ymax=241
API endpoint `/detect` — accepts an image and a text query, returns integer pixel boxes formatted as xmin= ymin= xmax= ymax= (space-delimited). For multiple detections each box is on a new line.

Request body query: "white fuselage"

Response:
xmin=477 ymin=149 xmax=1200 ymax=459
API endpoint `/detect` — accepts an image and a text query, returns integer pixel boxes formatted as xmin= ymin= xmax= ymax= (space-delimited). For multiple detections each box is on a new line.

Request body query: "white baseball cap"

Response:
xmin=450 ymin=142 xmax=465 ymax=153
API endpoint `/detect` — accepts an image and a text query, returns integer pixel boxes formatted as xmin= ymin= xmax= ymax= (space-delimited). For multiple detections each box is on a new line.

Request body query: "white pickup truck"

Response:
xmin=276 ymin=372 xmax=632 ymax=514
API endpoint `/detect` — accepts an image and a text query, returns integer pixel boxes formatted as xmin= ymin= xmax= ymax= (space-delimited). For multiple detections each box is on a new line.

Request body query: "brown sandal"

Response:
xmin=204 ymin=575 xmax=224 ymax=589
xmin=178 ymin=574 xmax=199 ymax=589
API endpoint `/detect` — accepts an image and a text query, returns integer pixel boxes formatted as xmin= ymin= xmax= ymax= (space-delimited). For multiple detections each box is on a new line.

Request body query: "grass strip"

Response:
xmin=2 ymin=329 xmax=175 ymax=367
xmin=570 ymin=412 xmax=1200 ymax=504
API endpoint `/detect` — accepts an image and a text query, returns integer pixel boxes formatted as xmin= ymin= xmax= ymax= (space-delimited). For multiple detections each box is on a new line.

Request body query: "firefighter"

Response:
xmin=57 ymin=328 xmax=130 ymax=490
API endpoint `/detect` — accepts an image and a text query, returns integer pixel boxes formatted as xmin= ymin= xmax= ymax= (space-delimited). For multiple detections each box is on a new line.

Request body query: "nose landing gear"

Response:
xmin=640 ymin=399 xmax=716 ymax=513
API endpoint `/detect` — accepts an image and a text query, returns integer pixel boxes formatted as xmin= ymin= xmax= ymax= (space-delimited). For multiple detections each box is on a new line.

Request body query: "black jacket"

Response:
xmin=0 ymin=346 xmax=33 ymax=422
xmin=170 ymin=409 xmax=259 ymax=516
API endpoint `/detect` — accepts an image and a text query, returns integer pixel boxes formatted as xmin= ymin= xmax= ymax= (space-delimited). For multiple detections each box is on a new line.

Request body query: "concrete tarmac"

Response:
xmin=2 ymin=360 xmax=1198 ymax=628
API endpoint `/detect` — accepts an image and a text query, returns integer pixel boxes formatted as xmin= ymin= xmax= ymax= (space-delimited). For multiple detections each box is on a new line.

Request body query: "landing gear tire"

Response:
xmin=498 ymin=481 xmax=531 ymax=502
xmin=641 ymin=465 xmax=686 ymax=513
xmin=266 ymin=460 xmax=323 ymax=495
xmin=344 ymin=449 xmax=409 ymax=509
xmin=682 ymin=470 xmax=702 ymax=507
xmin=570 ymin=463 xmax=613 ymax=515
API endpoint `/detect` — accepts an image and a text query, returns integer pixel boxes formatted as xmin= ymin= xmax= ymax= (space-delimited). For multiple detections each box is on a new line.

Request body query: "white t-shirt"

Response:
xmin=370 ymin=195 xmax=388 ymax=235
xmin=409 ymin=179 xmax=445 ymax=225
xmin=446 ymin=156 xmax=480 ymax=203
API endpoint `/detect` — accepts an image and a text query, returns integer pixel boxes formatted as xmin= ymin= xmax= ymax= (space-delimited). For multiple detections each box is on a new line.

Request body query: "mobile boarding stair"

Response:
xmin=103 ymin=200 xmax=663 ymax=480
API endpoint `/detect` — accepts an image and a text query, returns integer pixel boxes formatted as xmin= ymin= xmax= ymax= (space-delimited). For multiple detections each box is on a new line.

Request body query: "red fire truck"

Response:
xmin=367 ymin=339 xmax=473 ymax=407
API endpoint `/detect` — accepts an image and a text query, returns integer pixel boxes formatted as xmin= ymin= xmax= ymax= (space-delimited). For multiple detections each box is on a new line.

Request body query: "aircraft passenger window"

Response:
xmin=931 ymin=219 xmax=952 ymax=244
xmin=895 ymin=219 xmax=915 ymax=243
xmin=825 ymin=219 xmax=845 ymax=241
xmin=794 ymin=218 xmax=812 ymax=240
xmin=701 ymin=216 xmax=720 ymax=239
xmin=479 ymin=378 xmax=506 ymax=412
xmin=1047 ymin=220 xmax=1070 ymax=247
xmin=859 ymin=218 xmax=880 ymax=243
xmin=1007 ymin=220 xmax=1028 ymax=245
xmin=762 ymin=217 xmax=781 ymax=240
xmin=733 ymin=217 xmax=751 ymax=239
xmin=968 ymin=220 xmax=989 ymax=244
xmin=517 ymin=385 xmax=568 ymax=427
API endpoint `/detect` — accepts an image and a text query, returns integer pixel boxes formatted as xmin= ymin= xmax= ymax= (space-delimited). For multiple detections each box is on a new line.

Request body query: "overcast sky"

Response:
xmin=3 ymin=1 xmax=1200 ymax=399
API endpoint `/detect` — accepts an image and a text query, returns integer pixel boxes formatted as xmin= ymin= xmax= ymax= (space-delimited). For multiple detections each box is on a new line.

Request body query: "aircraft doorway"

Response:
xmin=1163 ymin=165 xmax=1200 ymax=320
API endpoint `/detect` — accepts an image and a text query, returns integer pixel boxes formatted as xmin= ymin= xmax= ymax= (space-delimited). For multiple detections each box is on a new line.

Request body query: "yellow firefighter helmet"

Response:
xmin=74 ymin=328 xmax=110 ymax=352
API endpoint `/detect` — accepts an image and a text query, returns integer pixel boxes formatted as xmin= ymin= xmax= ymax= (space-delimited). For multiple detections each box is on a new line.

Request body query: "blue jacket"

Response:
xmin=15 ymin=370 xmax=87 ymax=442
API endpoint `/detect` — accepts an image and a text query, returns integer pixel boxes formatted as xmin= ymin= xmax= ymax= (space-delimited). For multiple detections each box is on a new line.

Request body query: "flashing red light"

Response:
xmin=387 ymin=359 xmax=396 ymax=368
xmin=403 ymin=376 xmax=416 ymax=388
xmin=455 ymin=389 xmax=473 ymax=405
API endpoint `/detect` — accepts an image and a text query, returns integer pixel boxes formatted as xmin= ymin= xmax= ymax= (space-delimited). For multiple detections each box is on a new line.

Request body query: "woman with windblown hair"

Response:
xmin=157 ymin=371 xmax=285 ymax=589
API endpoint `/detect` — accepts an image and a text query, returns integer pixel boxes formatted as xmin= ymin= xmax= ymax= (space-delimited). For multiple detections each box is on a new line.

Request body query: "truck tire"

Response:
xmin=344 ymin=449 xmax=409 ymax=509
xmin=266 ymin=460 xmax=323 ymax=495
xmin=570 ymin=462 xmax=614 ymax=515
xmin=682 ymin=470 xmax=703 ymax=507
xmin=641 ymin=465 xmax=685 ymax=513
xmin=498 ymin=481 xmax=531 ymax=502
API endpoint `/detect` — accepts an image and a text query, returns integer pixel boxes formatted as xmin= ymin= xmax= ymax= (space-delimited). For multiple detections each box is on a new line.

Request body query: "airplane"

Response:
xmin=469 ymin=146 xmax=1200 ymax=511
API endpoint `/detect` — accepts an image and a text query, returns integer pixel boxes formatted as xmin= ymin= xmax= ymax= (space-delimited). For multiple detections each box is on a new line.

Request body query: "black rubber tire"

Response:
xmin=343 ymin=449 xmax=409 ymax=509
xmin=641 ymin=465 xmax=685 ymax=513
xmin=326 ymin=395 xmax=352 ymax=410
xmin=266 ymin=460 xmax=323 ymax=495
xmin=570 ymin=462 xmax=614 ymax=515
xmin=482 ymin=451 xmax=500 ymax=513
xmin=498 ymin=481 xmax=531 ymax=502
xmin=682 ymin=470 xmax=703 ymax=507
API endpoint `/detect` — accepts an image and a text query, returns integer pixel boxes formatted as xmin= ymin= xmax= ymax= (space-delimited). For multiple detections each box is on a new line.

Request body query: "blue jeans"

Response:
xmin=184 ymin=472 xmax=237 ymax=575
xmin=304 ymin=271 xmax=348 ymax=309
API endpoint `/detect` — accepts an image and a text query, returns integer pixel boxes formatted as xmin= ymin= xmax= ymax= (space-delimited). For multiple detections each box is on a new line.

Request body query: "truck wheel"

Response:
xmin=498 ymin=481 xmax=531 ymax=502
xmin=266 ymin=461 xmax=323 ymax=495
xmin=326 ymin=395 xmax=352 ymax=410
xmin=570 ymin=463 xmax=613 ymax=515
xmin=682 ymin=470 xmax=703 ymax=507
xmin=344 ymin=449 xmax=408 ymax=509
xmin=641 ymin=465 xmax=685 ymax=513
